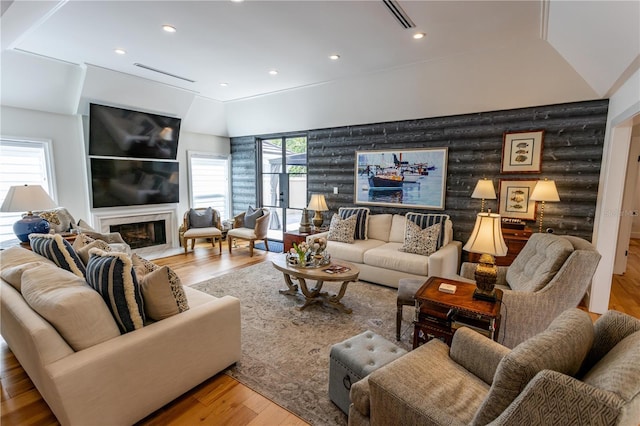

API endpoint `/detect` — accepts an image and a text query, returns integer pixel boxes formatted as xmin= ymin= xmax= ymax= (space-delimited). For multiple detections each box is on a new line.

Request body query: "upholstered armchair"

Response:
xmin=180 ymin=207 xmax=223 ymax=254
xmin=349 ymin=309 xmax=640 ymax=426
xmin=460 ymin=233 xmax=601 ymax=348
xmin=227 ymin=208 xmax=270 ymax=257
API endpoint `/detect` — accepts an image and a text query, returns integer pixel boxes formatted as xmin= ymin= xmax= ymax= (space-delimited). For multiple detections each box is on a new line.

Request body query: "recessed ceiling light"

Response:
xmin=413 ymin=32 xmax=426 ymax=40
xmin=162 ymin=25 xmax=177 ymax=33
xmin=220 ymin=82 xmax=229 ymax=87
xmin=329 ymin=54 xmax=340 ymax=60
xmin=269 ymin=69 xmax=278 ymax=75
xmin=230 ymin=0 xmax=244 ymax=2
xmin=114 ymin=48 xmax=126 ymax=55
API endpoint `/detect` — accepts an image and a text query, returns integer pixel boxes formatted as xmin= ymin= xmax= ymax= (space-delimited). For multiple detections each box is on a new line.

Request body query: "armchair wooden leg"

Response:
xmin=228 ymin=237 xmax=233 ymax=253
xmin=264 ymin=239 xmax=269 ymax=252
xmin=191 ymin=239 xmax=195 ymax=251
xmin=249 ymin=241 xmax=254 ymax=257
xmin=218 ymin=237 xmax=222 ymax=254
xmin=184 ymin=238 xmax=188 ymax=254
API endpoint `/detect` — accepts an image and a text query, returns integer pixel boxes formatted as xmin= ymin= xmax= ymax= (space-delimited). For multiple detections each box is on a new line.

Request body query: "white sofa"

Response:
xmin=309 ymin=213 xmax=461 ymax=288
xmin=0 ymin=246 xmax=241 ymax=426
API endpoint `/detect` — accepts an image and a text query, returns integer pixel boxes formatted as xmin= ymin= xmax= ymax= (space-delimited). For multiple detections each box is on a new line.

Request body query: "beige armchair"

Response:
xmin=227 ymin=208 xmax=270 ymax=257
xmin=349 ymin=309 xmax=640 ymax=426
xmin=180 ymin=207 xmax=223 ymax=254
xmin=460 ymin=233 xmax=601 ymax=348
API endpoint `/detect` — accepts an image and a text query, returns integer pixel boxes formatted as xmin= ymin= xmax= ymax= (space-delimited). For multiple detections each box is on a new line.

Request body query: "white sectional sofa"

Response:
xmin=0 ymin=246 xmax=241 ymax=426
xmin=309 ymin=213 xmax=461 ymax=288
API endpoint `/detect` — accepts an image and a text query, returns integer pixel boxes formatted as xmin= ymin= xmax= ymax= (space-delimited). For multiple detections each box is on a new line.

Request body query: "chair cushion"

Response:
xmin=405 ymin=213 xmax=449 ymax=249
xmin=506 ymin=234 xmax=574 ymax=292
xmin=244 ymin=206 xmax=264 ymax=229
xmin=325 ymin=239 xmax=384 ymax=264
xmin=368 ymin=340 xmax=490 ymax=425
xmin=581 ymin=331 xmax=640 ymax=403
xmin=472 ymin=309 xmax=594 ymax=425
xmin=227 ymin=227 xmax=257 ymax=240
xmin=29 ymin=233 xmax=86 ymax=278
xmin=189 ymin=207 xmax=213 ymax=228
xmin=328 ymin=213 xmax=357 ymax=244
xmin=21 ymin=263 xmax=120 ymax=351
xmin=85 ymin=249 xmax=145 ymax=333
xmin=400 ymin=221 xmax=440 ymax=256
xmin=183 ymin=227 xmax=222 ymax=238
xmin=580 ymin=310 xmax=640 ymax=376
xmin=338 ymin=207 xmax=370 ymax=240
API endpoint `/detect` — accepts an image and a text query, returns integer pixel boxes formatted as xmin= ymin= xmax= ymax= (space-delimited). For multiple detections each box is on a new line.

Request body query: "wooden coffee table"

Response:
xmin=271 ymin=257 xmax=359 ymax=313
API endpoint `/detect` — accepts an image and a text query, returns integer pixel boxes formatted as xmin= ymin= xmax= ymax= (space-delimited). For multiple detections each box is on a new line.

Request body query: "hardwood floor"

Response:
xmin=2 ymin=238 xmax=639 ymax=425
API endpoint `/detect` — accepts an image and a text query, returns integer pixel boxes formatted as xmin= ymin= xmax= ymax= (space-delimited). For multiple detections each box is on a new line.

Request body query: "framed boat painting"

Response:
xmin=501 ymin=130 xmax=544 ymax=173
xmin=498 ymin=179 xmax=538 ymax=220
xmin=354 ymin=148 xmax=448 ymax=209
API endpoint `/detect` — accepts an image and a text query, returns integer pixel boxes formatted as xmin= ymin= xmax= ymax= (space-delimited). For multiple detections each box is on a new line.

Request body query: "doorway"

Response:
xmin=258 ymin=136 xmax=307 ymax=242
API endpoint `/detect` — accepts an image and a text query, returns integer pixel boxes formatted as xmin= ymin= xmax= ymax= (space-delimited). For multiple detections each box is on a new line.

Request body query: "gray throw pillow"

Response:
xmin=189 ymin=207 xmax=213 ymax=228
xmin=244 ymin=206 xmax=264 ymax=229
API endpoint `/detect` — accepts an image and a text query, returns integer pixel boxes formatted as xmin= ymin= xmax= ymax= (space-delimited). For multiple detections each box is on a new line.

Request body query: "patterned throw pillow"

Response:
xmin=400 ymin=221 xmax=441 ymax=256
xmin=338 ymin=207 xmax=370 ymax=240
xmin=132 ymin=254 xmax=189 ymax=320
xmin=405 ymin=213 xmax=449 ymax=249
xmin=85 ymin=249 xmax=145 ymax=333
xmin=327 ymin=213 xmax=358 ymax=244
xmin=73 ymin=233 xmax=112 ymax=265
xmin=29 ymin=233 xmax=86 ymax=278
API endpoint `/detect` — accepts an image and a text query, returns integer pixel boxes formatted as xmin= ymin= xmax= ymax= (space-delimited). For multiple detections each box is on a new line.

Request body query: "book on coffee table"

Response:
xmin=323 ymin=265 xmax=351 ymax=274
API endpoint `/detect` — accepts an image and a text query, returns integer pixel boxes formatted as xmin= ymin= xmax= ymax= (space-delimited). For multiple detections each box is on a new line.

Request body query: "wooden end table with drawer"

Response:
xmin=413 ymin=276 xmax=502 ymax=348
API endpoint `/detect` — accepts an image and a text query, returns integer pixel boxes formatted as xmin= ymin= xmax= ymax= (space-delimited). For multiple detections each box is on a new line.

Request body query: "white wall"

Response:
xmin=0 ymin=105 xmax=89 ymax=220
xmin=590 ymin=68 xmax=640 ymax=313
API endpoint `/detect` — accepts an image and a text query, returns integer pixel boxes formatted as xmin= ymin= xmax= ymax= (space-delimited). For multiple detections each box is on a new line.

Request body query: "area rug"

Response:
xmin=254 ymin=239 xmax=284 ymax=253
xmin=192 ymin=262 xmax=413 ymax=425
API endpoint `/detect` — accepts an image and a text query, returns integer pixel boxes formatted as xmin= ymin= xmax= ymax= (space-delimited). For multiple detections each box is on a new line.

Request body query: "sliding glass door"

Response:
xmin=259 ymin=136 xmax=307 ymax=242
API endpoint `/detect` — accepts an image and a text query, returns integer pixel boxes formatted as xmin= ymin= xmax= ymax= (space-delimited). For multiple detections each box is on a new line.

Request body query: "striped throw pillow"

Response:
xmin=405 ymin=213 xmax=450 ymax=250
xmin=338 ymin=207 xmax=370 ymax=240
xmin=29 ymin=233 xmax=86 ymax=278
xmin=85 ymin=249 xmax=145 ymax=333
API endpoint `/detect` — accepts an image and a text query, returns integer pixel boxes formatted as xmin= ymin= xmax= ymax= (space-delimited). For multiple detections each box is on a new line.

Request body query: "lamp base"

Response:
xmin=13 ymin=214 xmax=50 ymax=242
xmin=312 ymin=211 xmax=324 ymax=228
xmin=473 ymin=288 xmax=497 ymax=302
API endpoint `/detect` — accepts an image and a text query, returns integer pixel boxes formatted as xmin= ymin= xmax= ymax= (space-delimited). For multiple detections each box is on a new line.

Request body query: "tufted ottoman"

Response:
xmin=329 ymin=330 xmax=407 ymax=414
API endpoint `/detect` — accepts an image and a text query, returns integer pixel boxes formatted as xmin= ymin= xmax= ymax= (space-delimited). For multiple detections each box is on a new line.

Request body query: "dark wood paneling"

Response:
xmin=231 ymin=100 xmax=608 ymax=246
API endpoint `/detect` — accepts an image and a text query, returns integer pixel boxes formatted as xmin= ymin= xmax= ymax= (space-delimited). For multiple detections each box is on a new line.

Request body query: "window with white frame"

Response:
xmin=0 ymin=138 xmax=57 ymax=242
xmin=188 ymin=151 xmax=230 ymax=221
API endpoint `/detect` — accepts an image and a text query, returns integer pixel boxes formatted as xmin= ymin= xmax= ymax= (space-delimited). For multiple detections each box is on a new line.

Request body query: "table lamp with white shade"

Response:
xmin=0 ymin=184 xmax=58 ymax=242
xmin=307 ymin=193 xmax=328 ymax=229
xmin=463 ymin=211 xmax=508 ymax=301
xmin=471 ymin=178 xmax=497 ymax=212
xmin=530 ymin=178 xmax=560 ymax=233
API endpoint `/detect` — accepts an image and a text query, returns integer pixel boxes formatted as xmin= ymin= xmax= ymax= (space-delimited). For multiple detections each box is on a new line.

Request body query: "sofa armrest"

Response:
xmin=43 ymin=294 xmax=241 ymax=426
xmin=491 ymin=370 xmax=625 ymax=425
xmin=350 ymin=376 xmax=371 ymax=417
xmin=428 ymin=241 xmax=462 ymax=278
xmin=449 ymin=327 xmax=510 ymax=385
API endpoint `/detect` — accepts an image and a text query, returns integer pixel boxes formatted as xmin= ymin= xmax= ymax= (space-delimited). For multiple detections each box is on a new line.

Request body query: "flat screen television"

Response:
xmin=89 ymin=103 xmax=181 ymax=160
xmin=90 ymin=158 xmax=179 ymax=208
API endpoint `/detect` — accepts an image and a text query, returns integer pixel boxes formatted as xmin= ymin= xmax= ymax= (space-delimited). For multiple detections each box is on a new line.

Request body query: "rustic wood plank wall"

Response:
xmin=231 ymin=99 xmax=608 ymax=244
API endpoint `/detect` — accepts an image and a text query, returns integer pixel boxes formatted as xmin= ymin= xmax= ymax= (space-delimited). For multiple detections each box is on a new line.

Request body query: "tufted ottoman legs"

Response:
xmin=329 ymin=330 xmax=407 ymax=414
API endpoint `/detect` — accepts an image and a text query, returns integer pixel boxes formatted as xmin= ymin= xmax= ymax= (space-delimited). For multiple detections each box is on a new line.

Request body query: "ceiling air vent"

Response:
xmin=133 ymin=63 xmax=196 ymax=83
xmin=382 ymin=0 xmax=416 ymax=29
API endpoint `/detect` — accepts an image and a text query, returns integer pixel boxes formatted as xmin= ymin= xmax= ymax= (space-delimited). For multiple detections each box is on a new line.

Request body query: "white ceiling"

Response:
xmin=1 ymin=0 xmax=638 ymax=137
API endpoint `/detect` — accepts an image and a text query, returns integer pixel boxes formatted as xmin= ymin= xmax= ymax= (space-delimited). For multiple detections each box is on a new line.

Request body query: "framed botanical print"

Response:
xmin=498 ymin=179 xmax=538 ymax=220
xmin=501 ymin=130 xmax=544 ymax=173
